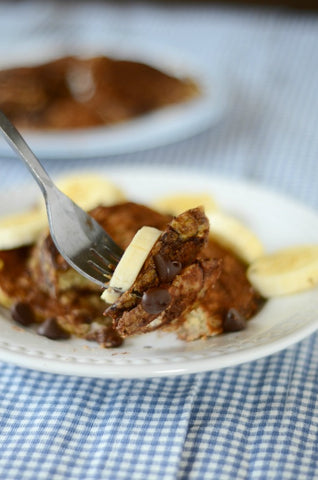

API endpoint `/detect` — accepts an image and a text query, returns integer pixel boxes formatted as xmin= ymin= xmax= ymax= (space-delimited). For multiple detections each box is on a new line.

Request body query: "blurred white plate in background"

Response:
xmin=0 ymin=36 xmax=228 ymax=159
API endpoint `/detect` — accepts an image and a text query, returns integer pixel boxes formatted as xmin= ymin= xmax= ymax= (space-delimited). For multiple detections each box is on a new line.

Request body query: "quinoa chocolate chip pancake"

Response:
xmin=0 ymin=199 xmax=264 ymax=347
xmin=102 ymin=206 xmax=263 ymax=340
xmin=105 ymin=207 xmax=222 ymax=336
xmin=175 ymin=240 xmax=264 ymax=342
xmin=0 ymin=56 xmax=199 ymax=130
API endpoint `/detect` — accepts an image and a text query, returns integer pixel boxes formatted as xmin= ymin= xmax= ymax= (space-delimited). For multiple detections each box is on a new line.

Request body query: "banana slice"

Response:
xmin=101 ymin=226 xmax=162 ymax=304
xmin=55 ymin=173 xmax=126 ymax=211
xmin=247 ymin=245 xmax=318 ymax=297
xmin=206 ymin=210 xmax=264 ymax=264
xmin=152 ymin=193 xmax=217 ymax=216
xmin=0 ymin=209 xmax=47 ymax=250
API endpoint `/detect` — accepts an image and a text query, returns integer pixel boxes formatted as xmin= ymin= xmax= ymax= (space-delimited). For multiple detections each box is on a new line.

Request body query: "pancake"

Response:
xmin=0 ymin=202 xmax=264 ymax=346
xmin=106 ymin=206 xmax=222 ymax=336
xmin=0 ymin=56 xmax=199 ymax=130
xmin=175 ymin=240 xmax=264 ymax=341
xmin=105 ymin=206 xmax=263 ymax=339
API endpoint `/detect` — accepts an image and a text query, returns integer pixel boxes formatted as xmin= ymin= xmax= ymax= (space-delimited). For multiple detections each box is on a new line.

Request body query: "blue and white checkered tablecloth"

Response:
xmin=0 ymin=2 xmax=318 ymax=479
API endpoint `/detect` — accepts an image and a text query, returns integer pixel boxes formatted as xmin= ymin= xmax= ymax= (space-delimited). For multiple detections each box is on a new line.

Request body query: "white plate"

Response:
xmin=0 ymin=36 xmax=227 ymax=160
xmin=1 ymin=166 xmax=318 ymax=378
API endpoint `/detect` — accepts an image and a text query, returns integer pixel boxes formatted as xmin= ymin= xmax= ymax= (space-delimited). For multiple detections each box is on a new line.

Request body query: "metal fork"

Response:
xmin=0 ymin=111 xmax=123 ymax=287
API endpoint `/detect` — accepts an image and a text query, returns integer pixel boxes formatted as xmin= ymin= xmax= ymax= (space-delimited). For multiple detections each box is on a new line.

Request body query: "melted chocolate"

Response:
xmin=154 ymin=253 xmax=182 ymax=283
xmin=141 ymin=287 xmax=171 ymax=315
xmin=37 ymin=317 xmax=70 ymax=340
xmin=87 ymin=325 xmax=123 ymax=348
xmin=223 ymin=308 xmax=247 ymax=332
xmin=11 ymin=302 xmax=35 ymax=326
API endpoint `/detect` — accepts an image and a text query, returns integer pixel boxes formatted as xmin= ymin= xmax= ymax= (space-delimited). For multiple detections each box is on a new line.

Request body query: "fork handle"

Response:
xmin=0 ymin=110 xmax=54 ymax=198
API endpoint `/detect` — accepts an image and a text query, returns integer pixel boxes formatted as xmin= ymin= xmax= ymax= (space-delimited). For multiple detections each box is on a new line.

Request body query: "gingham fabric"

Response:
xmin=0 ymin=2 xmax=318 ymax=479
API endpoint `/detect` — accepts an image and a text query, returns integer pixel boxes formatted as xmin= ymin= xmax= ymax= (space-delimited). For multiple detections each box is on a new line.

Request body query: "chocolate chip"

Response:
xmin=89 ymin=325 xmax=123 ymax=348
xmin=103 ymin=328 xmax=123 ymax=348
xmin=223 ymin=308 xmax=247 ymax=332
xmin=154 ymin=254 xmax=182 ymax=283
xmin=11 ymin=302 xmax=35 ymax=326
xmin=142 ymin=287 xmax=171 ymax=315
xmin=37 ymin=317 xmax=70 ymax=340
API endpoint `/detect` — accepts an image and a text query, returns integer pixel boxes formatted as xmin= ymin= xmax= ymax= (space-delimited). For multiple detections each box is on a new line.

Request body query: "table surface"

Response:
xmin=0 ymin=2 xmax=318 ymax=479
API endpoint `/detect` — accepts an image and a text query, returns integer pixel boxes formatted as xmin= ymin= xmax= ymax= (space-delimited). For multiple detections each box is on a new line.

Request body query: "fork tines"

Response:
xmin=88 ymin=247 xmax=119 ymax=280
